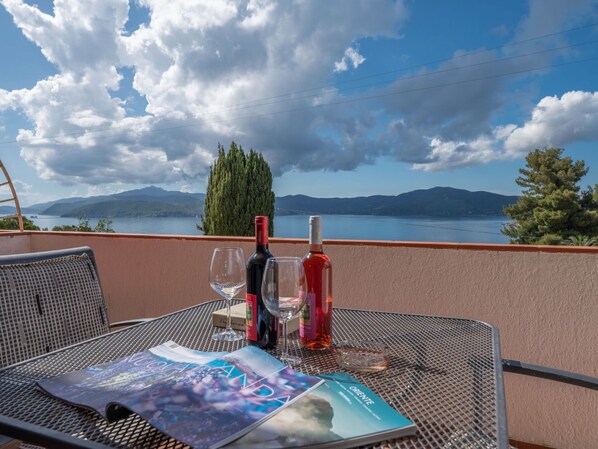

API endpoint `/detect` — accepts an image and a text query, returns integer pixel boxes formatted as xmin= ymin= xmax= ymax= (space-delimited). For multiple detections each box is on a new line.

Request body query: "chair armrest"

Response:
xmin=109 ymin=318 xmax=153 ymax=329
xmin=503 ymin=359 xmax=598 ymax=390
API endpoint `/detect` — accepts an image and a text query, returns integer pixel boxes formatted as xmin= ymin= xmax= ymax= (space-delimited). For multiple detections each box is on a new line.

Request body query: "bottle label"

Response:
xmin=246 ymin=293 xmax=257 ymax=341
xmin=300 ymin=292 xmax=317 ymax=339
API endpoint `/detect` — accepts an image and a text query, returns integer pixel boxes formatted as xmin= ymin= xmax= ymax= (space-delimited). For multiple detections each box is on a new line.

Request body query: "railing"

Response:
xmin=0 ymin=230 xmax=596 ymax=449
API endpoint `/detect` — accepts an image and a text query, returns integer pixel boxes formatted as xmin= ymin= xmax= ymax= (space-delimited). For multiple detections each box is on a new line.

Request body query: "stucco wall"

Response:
xmin=1 ymin=231 xmax=596 ymax=448
xmin=0 ymin=232 xmax=30 ymax=255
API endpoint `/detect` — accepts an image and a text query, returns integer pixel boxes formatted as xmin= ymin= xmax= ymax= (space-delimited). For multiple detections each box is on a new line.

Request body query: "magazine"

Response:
xmin=227 ymin=371 xmax=417 ymax=448
xmin=38 ymin=342 xmax=323 ymax=449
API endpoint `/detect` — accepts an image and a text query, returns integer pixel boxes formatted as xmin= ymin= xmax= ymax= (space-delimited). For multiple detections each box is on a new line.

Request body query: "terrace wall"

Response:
xmin=1 ymin=231 xmax=596 ymax=448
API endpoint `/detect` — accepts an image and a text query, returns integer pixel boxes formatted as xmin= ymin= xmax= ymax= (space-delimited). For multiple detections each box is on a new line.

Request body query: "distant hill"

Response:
xmin=25 ymin=186 xmax=205 ymax=218
xmin=16 ymin=186 xmax=517 ymax=218
xmin=275 ymin=187 xmax=518 ymax=217
xmin=60 ymin=200 xmax=197 ymax=218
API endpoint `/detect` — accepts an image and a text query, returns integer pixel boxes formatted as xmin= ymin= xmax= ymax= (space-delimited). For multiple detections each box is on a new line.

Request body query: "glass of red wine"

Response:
xmin=209 ymin=247 xmax=246 ymax=342
xmin=261 ymin=257 xmax=307 ymax=366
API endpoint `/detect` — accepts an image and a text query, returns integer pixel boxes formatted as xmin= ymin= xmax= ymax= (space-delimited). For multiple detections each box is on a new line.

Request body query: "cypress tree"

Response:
xmin=245 ymin=149 xmax=275 ymax=236
xmin=502 ymin=148 xmax=598 ymax=244
xmin=200 ymin=142 xmax=275 ymax=236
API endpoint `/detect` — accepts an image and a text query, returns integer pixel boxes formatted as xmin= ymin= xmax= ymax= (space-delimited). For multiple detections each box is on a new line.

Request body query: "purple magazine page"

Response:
xmin=115 ymin=345 xmax=323 ymax=449
xmin=38 ymin=341 xmax=226 ymax=421
xmin=39 ymin=343 xmax=323 ymax=449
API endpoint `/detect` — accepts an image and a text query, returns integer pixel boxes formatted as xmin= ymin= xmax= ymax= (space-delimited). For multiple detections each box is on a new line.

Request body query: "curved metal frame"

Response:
xmin=0 ymin=160 xmax=24 ymax=232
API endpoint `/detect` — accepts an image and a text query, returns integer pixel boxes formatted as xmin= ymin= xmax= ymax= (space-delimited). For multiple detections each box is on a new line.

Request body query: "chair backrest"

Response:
xmin=0 ymin=247 xmax=109 ymax=368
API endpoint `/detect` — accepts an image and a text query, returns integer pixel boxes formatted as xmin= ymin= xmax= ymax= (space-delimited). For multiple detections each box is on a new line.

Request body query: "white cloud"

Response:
xmin=86 ymin=184 xmax=126 ymax=197
xmin=411 ymin=127 xmax=506 ymax=172
xmin=410 ymin=89 xmax=598 ymax=172
xmin=1 ymin=0 xmax=127 ymax=76
xmin=382 ymin=0 xmax=598 ymax=171
xmin=12 ymin=179 xmax=32 ymax=192
xmin=238 ymin=0 xmax=276 ymax=30
xmin=0 ymin=0 xmax=406 ymax=184
xmin=1 ymin=0 xmax=597 ymax=183
xmin=334 ymin=47 xmax=366 ymax=72
xmin=504 ymin=91 xmax=598 ymax=156
xmin=9 ymin=179 xmax=48 ymax=206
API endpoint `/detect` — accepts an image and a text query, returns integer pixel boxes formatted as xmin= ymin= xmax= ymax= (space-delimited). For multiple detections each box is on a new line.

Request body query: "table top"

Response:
xmin=0 ymin=301 xmax=508 ymax=449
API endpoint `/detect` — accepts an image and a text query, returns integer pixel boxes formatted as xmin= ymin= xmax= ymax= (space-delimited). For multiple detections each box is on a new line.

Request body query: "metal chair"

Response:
xmin=0 ymin=246 xmax=148 ymax=448
xmin=502 ymin=359 xmax=598 ymax=390
xmin=502 ymin=360 xmax=597 ymax=448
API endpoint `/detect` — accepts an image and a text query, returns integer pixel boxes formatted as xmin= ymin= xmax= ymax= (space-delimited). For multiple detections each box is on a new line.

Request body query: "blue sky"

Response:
xmin=0 ymin=0 xmax=597 ymax=205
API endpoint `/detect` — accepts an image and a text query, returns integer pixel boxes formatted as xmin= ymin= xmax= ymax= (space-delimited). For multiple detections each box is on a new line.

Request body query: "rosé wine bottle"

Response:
xmin=301 ymin=216 xmax=332 ymax=350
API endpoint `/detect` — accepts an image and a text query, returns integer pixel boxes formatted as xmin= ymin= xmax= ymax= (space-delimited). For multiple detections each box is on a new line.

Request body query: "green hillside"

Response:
xmin=25 ymin=186 xmax=517 ymax=218
xmin=61 ymin=200 xmax=198 ymax=218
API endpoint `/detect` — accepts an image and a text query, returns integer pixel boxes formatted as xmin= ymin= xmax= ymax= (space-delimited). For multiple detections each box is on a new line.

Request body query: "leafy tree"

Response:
xmin=94 ymin=218 xmax=115 ymax=233
xmin=244 ymin=149 xmax=276 ymax=236
xmin=52 ymin=217 xmax=115 ymax=233
xmin=565 ymin=235 xmax=596 ymax=246
xmin=502 ymin=148 xmax=598 ymax=244
xmin=0 ymin=216 xmax=40 ymax=230
xmin=200 ymin=142 xmax=275 ymax=236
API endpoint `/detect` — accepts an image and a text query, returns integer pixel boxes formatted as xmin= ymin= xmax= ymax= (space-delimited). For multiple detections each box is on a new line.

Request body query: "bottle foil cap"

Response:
xmin=309 ymin=215 xmax=322 ymax=245
xmin=255 ymin=216 xmax=269 ymax=245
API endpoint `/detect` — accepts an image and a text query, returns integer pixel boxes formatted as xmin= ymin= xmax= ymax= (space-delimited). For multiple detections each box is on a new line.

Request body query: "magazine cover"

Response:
xmin=38 ymin=341 xmax=226 ymax=421
xmin=226 ymin=371 xmax=416 ymax=448
xmin=38 ymin=342 xmax=323 ymax=449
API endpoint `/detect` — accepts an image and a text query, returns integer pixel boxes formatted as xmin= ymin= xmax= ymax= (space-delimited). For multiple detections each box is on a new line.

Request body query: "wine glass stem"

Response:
xmin=225 ymin=296 xmax=233 ymax=333
xmin=281 ymin=319 xmax=288 ymax=359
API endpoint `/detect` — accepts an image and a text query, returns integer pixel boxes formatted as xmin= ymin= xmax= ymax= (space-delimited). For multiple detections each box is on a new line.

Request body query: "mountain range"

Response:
xmin=0 ymin=186 xmax=518 ymax=218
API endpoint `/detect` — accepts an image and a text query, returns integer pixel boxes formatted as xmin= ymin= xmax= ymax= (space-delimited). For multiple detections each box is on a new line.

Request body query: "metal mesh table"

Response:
xmin=0 ymin=301 xmax=508 ymax=449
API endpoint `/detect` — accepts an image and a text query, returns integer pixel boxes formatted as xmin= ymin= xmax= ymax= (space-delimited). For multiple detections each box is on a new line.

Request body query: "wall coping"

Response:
xmin=3 ymin=230 xmax=598 ymax=254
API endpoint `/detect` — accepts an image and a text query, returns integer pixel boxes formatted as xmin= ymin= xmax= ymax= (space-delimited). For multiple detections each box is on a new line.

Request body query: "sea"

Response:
xmin=29 ymin=214 xmax=510 ymax=244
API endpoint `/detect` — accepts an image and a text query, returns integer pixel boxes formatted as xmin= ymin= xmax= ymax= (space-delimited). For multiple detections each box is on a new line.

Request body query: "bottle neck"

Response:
xmin=309 ymin=243 xmax=323 ymax=253
xmin=256 ymin=243 xmax=270 ymax=252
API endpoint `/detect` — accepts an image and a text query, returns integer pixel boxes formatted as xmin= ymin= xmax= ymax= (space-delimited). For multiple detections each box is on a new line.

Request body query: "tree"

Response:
xmin=200 ymin=142 xmax=275 ymax=236
xmin=52 ymin=217 xmax=115 ymax=233
xmin=502 ymin=148 xmax=598 ymax=244
xmin=0 ymin=216 xmax=40 ymax=230
xmin=565 ymin=235 xmax=596 ymax=246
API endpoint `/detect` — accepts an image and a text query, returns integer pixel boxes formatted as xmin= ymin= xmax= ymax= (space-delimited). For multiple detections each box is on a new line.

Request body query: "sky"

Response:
xmin=1 ymin=0 xmax=598 ymax=206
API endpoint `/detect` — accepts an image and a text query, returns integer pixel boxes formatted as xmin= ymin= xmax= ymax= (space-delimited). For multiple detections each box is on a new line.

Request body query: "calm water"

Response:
xmin=31 ymin=214 xmax=509 ymax=244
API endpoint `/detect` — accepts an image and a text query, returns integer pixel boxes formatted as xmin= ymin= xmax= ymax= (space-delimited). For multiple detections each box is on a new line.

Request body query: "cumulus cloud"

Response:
xmin=504 ymin=91 xmax=598 ymax=156
xmin=86 ymin=184 xmax=127 ymax=197
xmin=0 ymin=0 xmax=407 ymax=184
xmin=0 ymin=0 xmax=597 ymax=185
xmin=379 ymin=0 xmax=598 ymax=170
xmin=334 ymin=47 xmax=366 ymax=72
xmin=410 ymin=89 xmax=598 ymax=171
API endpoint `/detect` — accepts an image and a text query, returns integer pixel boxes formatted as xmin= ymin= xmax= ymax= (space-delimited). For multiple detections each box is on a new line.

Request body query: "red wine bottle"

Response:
xmin=246 ymin=216 xmax=278 ymax=349
xmin=301 ymin=216 xmax=332 ymax=350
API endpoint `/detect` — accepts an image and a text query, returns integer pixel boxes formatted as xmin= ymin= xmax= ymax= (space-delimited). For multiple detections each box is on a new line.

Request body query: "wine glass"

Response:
xmin=209 ymin=247 xmax=246 ymax=342
xmin=261 ymin=257 xmax=307 ymax=366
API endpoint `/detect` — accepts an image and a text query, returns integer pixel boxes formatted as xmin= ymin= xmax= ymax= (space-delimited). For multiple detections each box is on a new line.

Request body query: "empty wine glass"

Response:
xmin=209 ymin=247 xmax=246 ymax=342
xmin=261 ymin=257 xmax=307 ymax=366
